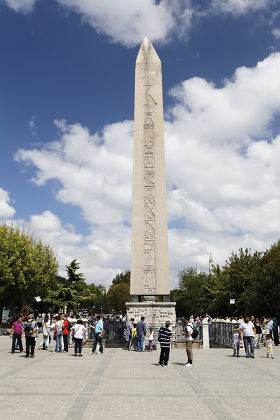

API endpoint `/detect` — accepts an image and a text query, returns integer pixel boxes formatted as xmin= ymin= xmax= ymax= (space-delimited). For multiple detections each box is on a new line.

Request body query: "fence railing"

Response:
xmin=173 ymin=322 xmax=203 ymax=343
xmin=210 ymin=321 xmax=238 ymax=348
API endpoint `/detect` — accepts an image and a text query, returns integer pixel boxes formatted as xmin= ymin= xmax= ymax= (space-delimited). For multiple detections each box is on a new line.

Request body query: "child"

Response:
xmin=130 ymin=323 xmax=137 ymax=351
xmin=232 ymin=328 xmax=240 ymax=357
xmin=148 ymin=327 xmax=154 ymax=352
xmin=266 ymin=334 xmax=274 ymax=359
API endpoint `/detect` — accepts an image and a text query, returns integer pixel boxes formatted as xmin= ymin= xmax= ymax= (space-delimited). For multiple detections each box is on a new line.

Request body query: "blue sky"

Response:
xmin=1 ymin=0 xmax=280 ymax=287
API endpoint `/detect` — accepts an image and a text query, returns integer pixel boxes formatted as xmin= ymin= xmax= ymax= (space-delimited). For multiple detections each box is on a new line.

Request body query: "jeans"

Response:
xmin=12 ymin=334 xmax=23 ymax=353
xmin=55 ymin=334 xmax=62 ymax=352
xmin=92 ymin=333 xmax=103 ymax=353
xmin=243 ymin=336 xmax=255 ymax=357
xmin=25 ymin=336 xmax=35 ymax=357
xmin=159 ymin=347 xmax=170 ymax=366
xmin=63 ymin=334 xmax=69 ymax=352
xmin=233 ymin=344 xmax=240 ymax=356
xmin=254 ymin=334 xmax=261 ymax=349
xmin=74 ymin=338 xmax=83 ymax=354
xmin=137 ymin=335 xmax=145 ymax=352
xmin=127 ymin=335 xmax=132 ymax=349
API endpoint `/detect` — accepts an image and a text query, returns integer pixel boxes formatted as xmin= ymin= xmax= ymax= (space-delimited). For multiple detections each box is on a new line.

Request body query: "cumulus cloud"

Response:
xmin=1 ymin=0 xmax=36 ymax=13
xmin=15 ymin=52 xmax=280 ymax=286
xmin=18 ymin=210 xmax=131 ymax=287
xmin=16 ymin=119 xmax=134 ymax=226
xmin=55 ymin=0 xmax=193 ymax=47
xmin=272 ymin=28 xmax=280 ymax=39
xmin=0 ymin=187 xmax=16 ymax=218
xmin=211 ymin=0 xmax=277 ymax=15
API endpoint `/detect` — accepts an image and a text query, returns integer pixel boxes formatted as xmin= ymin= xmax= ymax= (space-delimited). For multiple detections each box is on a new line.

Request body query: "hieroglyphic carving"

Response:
xmin=143 ymin=84 xmax=157 ymax=293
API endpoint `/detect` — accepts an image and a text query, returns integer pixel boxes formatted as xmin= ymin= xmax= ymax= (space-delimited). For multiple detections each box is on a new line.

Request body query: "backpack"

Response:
xmin=187 ymin=324 xmax=199 ymax=340
xmin=191 ymin=326 xmax=199 ymax=340
xmin=24 ymin=322 xmax=33 ymax=334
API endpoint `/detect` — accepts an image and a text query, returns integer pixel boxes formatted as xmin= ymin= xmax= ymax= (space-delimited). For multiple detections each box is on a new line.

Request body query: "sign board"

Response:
xmin=230 ymin=299 xmax=235 ymax=304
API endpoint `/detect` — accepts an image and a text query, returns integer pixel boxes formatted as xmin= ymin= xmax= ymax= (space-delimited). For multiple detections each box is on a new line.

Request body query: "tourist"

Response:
xmin=183 ymin=318 xmax=194 ymax=367
xmin=266 ymin=334 xmax=274 ymax=359
xmin=61 ymin=314 xmax=69 ymax=352
xmin=267 ymin=317 xmax=273 ymax=338
xmin=232 ymin=328 xmax=240 ymax=357
xmin=131 ymin=323 xmax=137 ymax=351
xmin=24 ymin=314 xmax=38 ymax=358
xmin=88 ymin=313 xmax=95 ymax=339
xmin=158 ymin=320 xmax=173 ymax=367
xmin=239 ymin=316 xmax=256 ymax=358
xmin=136 ymin=316 xmax=146 ymax=352
xmin=272 ymin=318 xmax=279 ymax=346
xmin=126 ymin=318 xmax=134 ymax=350
xmin=92 ymin=315 xmax=103 ymax=354
xmin=254 ymin=318 xmax=262 ymax=349
xmin=41 ymin=315 xmax=51 ymax=350
xmin=71 ymin=319 xmax=86 ymax=357
xmin=55 ymin=315 xmax=63 ymax=353
xmin=148 ymin=327 xmax=154 ymax=352
xmin=10 ymin=316 xmax=23 ymax=354
xmin=104 ymin=317 xmax=110 ymax=339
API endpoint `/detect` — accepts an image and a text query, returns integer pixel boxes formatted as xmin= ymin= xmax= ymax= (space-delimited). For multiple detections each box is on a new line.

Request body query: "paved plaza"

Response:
xmin=0 ymin=336 xmax=280 ymax=419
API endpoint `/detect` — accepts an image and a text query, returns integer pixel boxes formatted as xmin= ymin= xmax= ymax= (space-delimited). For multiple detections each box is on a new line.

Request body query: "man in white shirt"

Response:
xmin=239 ymin=316 xmax=256 ymax=358
xmin=182 ymin=318 xmax=194 ymax=367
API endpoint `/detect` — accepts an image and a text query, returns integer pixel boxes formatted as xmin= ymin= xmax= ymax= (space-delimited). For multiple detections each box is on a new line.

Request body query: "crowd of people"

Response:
xmin=9 ymin=312 xmax=279 ymax=368
xmin=10 ymin=313 xmax=104 ymax=357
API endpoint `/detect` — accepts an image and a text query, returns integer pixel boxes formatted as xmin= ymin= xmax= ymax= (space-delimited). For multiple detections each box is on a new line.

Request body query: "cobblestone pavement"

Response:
xmin=0 ymin=336 xmax=280 ymax=419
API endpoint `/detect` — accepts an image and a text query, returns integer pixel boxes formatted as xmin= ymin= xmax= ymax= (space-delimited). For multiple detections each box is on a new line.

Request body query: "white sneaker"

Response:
xmin=184 ymin=363 xmax=193 ymax=367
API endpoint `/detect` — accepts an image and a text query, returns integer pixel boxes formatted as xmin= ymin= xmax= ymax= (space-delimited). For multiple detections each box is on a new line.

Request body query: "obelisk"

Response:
xmin=130 ymin=37 xmax=170 ymax=300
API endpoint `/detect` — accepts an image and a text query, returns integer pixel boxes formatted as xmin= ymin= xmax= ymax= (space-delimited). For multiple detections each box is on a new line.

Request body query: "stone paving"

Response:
xmin=1 ymin=336 xmax=280 ymax=419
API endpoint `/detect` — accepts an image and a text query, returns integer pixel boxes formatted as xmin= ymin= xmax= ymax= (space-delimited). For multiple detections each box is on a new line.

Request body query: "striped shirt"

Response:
xmin=158 ymin=326 xmax=172 ymax=348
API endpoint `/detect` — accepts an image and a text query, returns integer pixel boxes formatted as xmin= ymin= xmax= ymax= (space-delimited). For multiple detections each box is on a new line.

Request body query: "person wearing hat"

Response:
xmin=24 ymin=314 xmax=38 ymax=358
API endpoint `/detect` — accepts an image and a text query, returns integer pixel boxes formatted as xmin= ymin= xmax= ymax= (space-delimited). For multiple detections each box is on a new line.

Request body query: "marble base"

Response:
xmin=126 ymin=301 xmax=176 ymax=346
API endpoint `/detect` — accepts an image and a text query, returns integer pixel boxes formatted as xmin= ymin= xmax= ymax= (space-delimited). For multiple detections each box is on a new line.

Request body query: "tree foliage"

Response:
xmin=44 ymin=259 xmax=97 ymax=313
xmin=107 ymin=282 xmax=130 ymax=313
xmin=171 ymin=242 xmax=280 ymax=318
xmin=0 ymin=223 xmax=58 ymax=320
xmin=171 ymin=268 xmax=212 ymax=317
xmin=112 ymin=270 xmax=130 ymax=286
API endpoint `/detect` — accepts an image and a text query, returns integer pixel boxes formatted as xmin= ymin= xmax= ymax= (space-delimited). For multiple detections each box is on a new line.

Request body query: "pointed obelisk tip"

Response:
xmin=142 ymin=36 xmax=149 ymax=52
xmin=136 ymin=36 xmax=161 ymax=64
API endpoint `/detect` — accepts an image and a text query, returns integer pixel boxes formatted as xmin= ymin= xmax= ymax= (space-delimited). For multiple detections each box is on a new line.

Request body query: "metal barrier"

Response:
xmin=210 ymin=321 xmax=238 ymax=348
xmin=173 ymin=322 xmax=203 ymax=344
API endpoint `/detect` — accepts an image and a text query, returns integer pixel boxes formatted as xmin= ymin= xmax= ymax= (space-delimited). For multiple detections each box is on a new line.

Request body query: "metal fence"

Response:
xmin=173 ymin=322 xmax=203 ymax=344
xmin=210 ymin=321 xmax=238 ymax=348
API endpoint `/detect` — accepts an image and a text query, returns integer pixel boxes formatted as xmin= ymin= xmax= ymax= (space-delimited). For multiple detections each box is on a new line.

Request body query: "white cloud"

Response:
xmin=0 ymin=187 xmax=16 ymax=218
xmin=28 ymin=116 xmax=37 ymax=137
xmin=211 ymin=0 xmax=277 ymax=15
xmin=55 ymin=0 xmax=193 ymax=47
xmin=15 ymin=52 xmax=280 ymax=286
xmin=272 ymin=28 xmax=280 ymax=39
xmin=1 ymin=0 xmax=36 ymax=13
xmin=16 ymin=120 xmax=134 ymax=226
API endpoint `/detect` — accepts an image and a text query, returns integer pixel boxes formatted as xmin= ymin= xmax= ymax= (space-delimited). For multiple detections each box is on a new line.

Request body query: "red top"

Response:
xmin=63 ymin=319 xmax=69 ymax=334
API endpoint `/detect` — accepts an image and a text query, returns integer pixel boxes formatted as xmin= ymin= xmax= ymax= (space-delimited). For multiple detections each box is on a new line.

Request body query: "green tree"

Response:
xmin=44 ymin=259 xmax=97 ymax=313
xmin=171 ymin=268 xmax=211 ymax=317
xmin=209 ymin=248 xmax=263 ymax=316
xmin=112 ymin=270 xmax=130 ymax=286
xmin=250 ymin=240 xmax=280 ymax=317
xmin=107 ymin=282 xmax=130 ymax=313
xmin=0 ymin=223 xmax=58 ymax=321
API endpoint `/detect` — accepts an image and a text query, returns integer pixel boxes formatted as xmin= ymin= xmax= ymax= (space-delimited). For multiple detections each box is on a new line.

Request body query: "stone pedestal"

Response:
xmin=126 ymin=301 xmax=176 ymax=346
